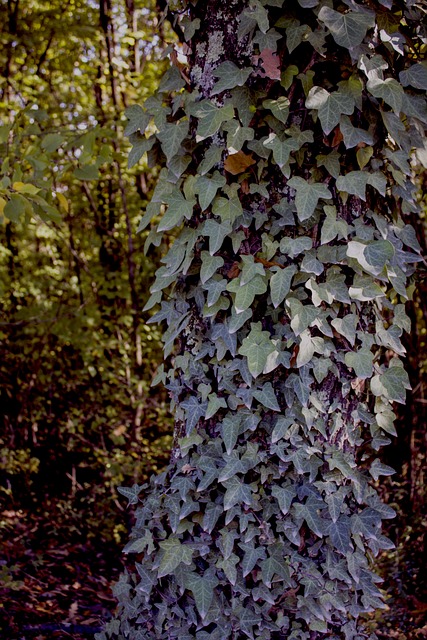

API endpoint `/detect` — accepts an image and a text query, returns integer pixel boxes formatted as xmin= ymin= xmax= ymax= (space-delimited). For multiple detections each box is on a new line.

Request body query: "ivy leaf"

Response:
xmin=288 ymin=176 xmax=331 ymax=221
xmin=340 ymin=115 xmax=373 ymax=148
xmin=158 ymin=538 xmax=193 ymax=578
xmin=253 ymin=382 xmax=281 ymax=411
xmin=297 ymin=330 xmax=316 ymax=367
xmin=186 ymin=573 xmax=219 ymax=619
xmin=269 ymin=265 xmax=297 ymax=308
xmin=211 ymin=61 xmax=252 ymax=95
xmin=124 ymin=104 xmax=150 ymax=136
xmin=127 ymin=134 xmax=155 ymax=168
xmin=117 ymin=483 xmax=142 ymax=505
xmin=159 ymin=190 xmax=195 ymax=232
xmin=370 ymin=459 xmax=395 ymax=481
xmin=336 ymin=171 xmax=368 ymax=200
xmin=223 ymin=476 xmax=253 ymax=510
xmin=306 ymin=86 xmax=354 ymax=135
xmin=196 ymin=172 xmax=226 ymax=211
xmin=264 ymin=133 xmax=299 ymax=169
xmin=321 ymin=206 xmax=348 ymax=244
xmin=238 ymin=323 xmax=276 ymax=378
xmin=206 ymin=393 xmax=228 ymax=420
xmin=367 ymin=77 xmax=404 ymax=114
xmin=371 ymin=360 xmax=411 ymax=404
xmin=157 ymin=121 xmax=189 ymax=162
xmin=224 ymin=151 xmax=256 ymax=175
xmin=399 ymin=63 xmax=427 ymax=91
xmin=263 ymin=96 xmax=290 ymax=123
xmin=227 ymin=274 xmax=268 ymax=313
xmin=344 ymin=349 xmax=374 ymax=379
xmin=221 ymin=415 xmax=241 ymax=455
xmin=318 ymin=7 xmax=375 ymax=49
xmin=200 ymin=252 xmax=224 ymax=284
xmin=195 ymin=101 xmax=235 ymax=139
xmin=331 ymin=314 xmax=357 ymax=346
xmin=365 ymin=240 xmax=395 ymax=274
xmin=272 ymin=484 xmax=296 ymax=515
xmin=239 ymin=542 xmax=266 ymax=577
xmin=328 ymin=516 xmax=352 ymax=555
xmin=287 ymin=298 xmax=318 ymax=335
xmin=260 ymin=48 xmax=281 ymax=80
xmin=203 ymin=219 xmax=232 ymax=255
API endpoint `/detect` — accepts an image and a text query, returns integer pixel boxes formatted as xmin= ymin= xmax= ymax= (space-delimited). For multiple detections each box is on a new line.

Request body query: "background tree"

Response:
xmin=99 ymin=1 xmax=427 ymax=639
xmin=0 ymin=1 xmax=173 ymax=634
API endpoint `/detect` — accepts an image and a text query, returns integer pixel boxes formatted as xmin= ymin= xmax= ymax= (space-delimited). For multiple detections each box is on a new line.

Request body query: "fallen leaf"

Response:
xmin=224 ymin=151 xmax=255 ymax=175
xmin=260 ymin=48 xmax=281 ymax=80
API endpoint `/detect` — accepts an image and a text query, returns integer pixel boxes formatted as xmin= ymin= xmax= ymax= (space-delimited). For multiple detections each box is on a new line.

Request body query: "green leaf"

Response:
xmin=4 ymin=193 xmax=28 ymax=222
xmin=238 ymin=323 xmax=276 ymax=378
xmin=41 ymin=133 xmax=64 ymax=152
xmin=263 ymin=133 xmax=299 ymax=169
xmin=205 ymin=393 xmax=227 ymax=420
xmin=367 ymin=77 xmax=404 ymax=114
xmin=321 ymin=205 xmax=348 ymax=244
xmin=227 ymin=274 xmax=268 ymax=314
xmin=371 ymin=360 xmax=411 ymax=404
xmin=400 ymin=63 xmax=427 ymax=91
xmin=336 ymin=171 xmax=368 ymax=200
xmin=364 ymin=240 xmax=395 ymax=272
xmin=370 ymin=459 xmax=395 ymax=481
xmin=186 ymin=573 xmax=218 ymax=619
xmin=124 ymin=104 xmax=150 ymax=136
xmin=253 ymin=382 xmax=281 ymax=411
xmin=262 ymin=97 xmax=290 ymax=124
xmin=288 ymin=176 xmax=331 ymax=221
xmin=159 ymin=190 xmax=195 ymax=232
xmin=331 ymin=314 xmax=357 ymax=346
xmin=196 ymin=171 xmax=226 ymax=211
xmin=306 ymin=86 xmax=354 ymax=135
xmin=158 ymin=538 xmax=193 ymax=578
xmin=127 ymin=133 xmax=155 ymax=168
xmin=269 ymin=265 xmax=297 ymax=308
xmin=272 ymin=484 xmax=296 ymax=515
xmin=223 ymin=475 xmax=253 ymax=510
xmin=157 ymin=121 xmax=189 ymax=163
xmin=287 ymin=298 xmax=318 ymax=335
xmin=200 ymin=251 xmax=224 ymax=284
xmin=194 ymin=101 xmax=235 ymax=139
xmin=328 ymin=516 xmax=352 ymax=555
xmin=221 ymin=415 xmax=241 ymax=455
xmin=203 ymin=219 xmax=232 ymax=255
xmin=340 ymin=115 xmax=373 ymax=149
xmin=318 ymin=7 xmax=375 ymax=49
xmin=344 ymin=349 xmax=374 ymax=379
xmin=212 ymin=61 xmax=252 ymax=95
xmin=239 ymin=542 xmax=266 ymax=577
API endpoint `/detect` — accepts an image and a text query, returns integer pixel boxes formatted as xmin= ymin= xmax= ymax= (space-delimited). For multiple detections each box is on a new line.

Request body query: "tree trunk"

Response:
xmin=99 ymin=1 xmax=427 ymax=639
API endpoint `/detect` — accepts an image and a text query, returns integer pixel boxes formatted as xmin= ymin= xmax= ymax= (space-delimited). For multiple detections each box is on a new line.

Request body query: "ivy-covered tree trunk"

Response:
xmin=99 ymin=1 xmax=427 ymax=639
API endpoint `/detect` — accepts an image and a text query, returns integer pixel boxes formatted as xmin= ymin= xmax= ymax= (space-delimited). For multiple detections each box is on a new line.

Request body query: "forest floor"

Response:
xmin=1 ymin=508 xmax=427 ymax=640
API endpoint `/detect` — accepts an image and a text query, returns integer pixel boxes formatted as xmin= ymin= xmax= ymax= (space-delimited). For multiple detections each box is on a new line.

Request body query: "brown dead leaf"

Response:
xmin=224 ymin=151 xmax=255 ymax=175
xmin=227 ymin=262 xmax=241 ymax=279
xmin=260 ymin=48 xmax=281 ymax=81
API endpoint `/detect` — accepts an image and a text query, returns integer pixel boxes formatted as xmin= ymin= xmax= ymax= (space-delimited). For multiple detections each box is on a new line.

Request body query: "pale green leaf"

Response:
xmin=318 ymin=7 xmax=375 ymax=49
xmin=253 ymin=382 xmax=281 ymax=411
xmin=269 ymin=265 xmax=297 ymax=308
xmin=306 ymin=86 xmax=354 ymax=135
xmin=345 ymin=349 xmax=374 ymax=379
xmin=288 ymin=176 xmax=331 ymax=221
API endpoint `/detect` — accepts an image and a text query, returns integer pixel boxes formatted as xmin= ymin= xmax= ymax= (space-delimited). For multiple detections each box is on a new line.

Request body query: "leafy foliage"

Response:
xmin=0 ymin=0 xmax=172 ymax=551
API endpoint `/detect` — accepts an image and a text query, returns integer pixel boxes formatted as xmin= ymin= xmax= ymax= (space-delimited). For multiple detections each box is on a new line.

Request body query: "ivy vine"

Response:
xmin=98 ymin=1 xmax=427 ymax=639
